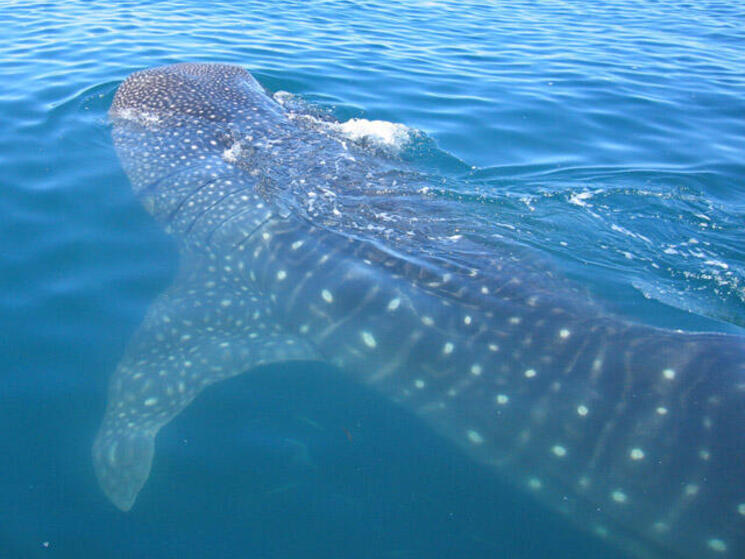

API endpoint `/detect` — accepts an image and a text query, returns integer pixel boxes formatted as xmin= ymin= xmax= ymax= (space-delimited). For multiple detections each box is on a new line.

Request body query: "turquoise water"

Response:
xmin=1 ymin=1 xmax=743 ymax=557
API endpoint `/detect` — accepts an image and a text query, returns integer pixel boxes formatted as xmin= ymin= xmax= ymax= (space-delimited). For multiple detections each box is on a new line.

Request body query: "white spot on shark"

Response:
xmin=361 ymin=331 xmax=377 ymax=348
xmin=611 ymin=490 xmax=628 ymax=504
xmin=551 ymin=445 xmax=567 ymax=458
xmin=593 ymin=525 xmax=609 ymax=538
xmin=629 ymin=448 xmax=645 ymax=460
xmin=466 ymin=430 xmax=484 ymax=444
xmin=107 ymin=441 xmax=118 ymax=465
xmin=527 ymin=477 xmax=542 ymax=490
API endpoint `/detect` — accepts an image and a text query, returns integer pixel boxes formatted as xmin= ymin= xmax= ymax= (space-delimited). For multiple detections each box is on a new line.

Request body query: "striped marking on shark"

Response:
xmin=93 ymin=63 xmax=745 ymax=559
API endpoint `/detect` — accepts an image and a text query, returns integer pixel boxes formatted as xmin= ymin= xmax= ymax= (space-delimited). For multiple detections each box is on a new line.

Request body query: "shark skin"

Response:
xmin=93 ymin=63 xmax=745 ymax=558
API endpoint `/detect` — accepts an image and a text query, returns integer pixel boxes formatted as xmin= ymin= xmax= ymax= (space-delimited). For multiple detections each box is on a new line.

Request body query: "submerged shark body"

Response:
xmin=94 ymin=63 xmax=745 ymax=558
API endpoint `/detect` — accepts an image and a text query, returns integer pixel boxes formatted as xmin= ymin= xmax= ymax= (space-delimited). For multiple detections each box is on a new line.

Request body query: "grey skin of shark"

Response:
xmin=94 ymin=63 xmax=745 ymax=559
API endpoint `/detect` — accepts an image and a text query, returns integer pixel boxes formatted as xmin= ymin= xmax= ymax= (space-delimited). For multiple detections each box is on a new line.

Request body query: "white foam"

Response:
xmin=568 ymin=190 xmax=594 ymax=207
xmin=336 ymin=118 xmax=411 ymax=150
xmin=273 ymin=91 xmax=294 ymax=106
xmin=611 ymin=223 xmax=652 ymax=244
xmin=703 ymin=258 xmax=729 ymax=270
xmin=222 ymin=141 xmax=242 ymax=163
xmin=273 ymin=91 xmax=415 ymax=153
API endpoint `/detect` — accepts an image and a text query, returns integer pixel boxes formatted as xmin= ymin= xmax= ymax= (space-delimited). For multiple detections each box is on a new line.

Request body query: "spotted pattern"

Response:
xmin=94 ymin=63 xmax=745 ymax=559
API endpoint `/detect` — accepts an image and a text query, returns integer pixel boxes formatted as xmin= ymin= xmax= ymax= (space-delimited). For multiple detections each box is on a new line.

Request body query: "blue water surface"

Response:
xmin=0 ymin=1 xmax=743 ymax=557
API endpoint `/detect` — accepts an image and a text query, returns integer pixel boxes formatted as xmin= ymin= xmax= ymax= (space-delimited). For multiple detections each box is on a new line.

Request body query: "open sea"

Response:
xmin=1 ymin=1 xmax=744 ymax=558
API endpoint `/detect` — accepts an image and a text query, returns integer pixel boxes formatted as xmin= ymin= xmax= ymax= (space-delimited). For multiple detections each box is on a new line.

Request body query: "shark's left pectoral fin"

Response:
xmin=93 ymin=252 xmax=318 ymax=511
xmin=92 ymin=424 xmax=156 ymax=511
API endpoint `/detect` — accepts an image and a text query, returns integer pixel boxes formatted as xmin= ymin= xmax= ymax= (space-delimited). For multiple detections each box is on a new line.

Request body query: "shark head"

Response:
xmin=108 ymin=64 xmax=287 ymax=225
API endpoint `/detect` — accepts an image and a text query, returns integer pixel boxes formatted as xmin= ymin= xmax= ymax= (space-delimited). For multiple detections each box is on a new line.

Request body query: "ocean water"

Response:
xmin=1 ymin=1 xmax=743 ymax=558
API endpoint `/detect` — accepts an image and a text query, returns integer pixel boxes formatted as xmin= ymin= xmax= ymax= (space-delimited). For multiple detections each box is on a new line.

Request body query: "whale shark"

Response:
xmin=93 ymin=63 xmax=745 ymax=558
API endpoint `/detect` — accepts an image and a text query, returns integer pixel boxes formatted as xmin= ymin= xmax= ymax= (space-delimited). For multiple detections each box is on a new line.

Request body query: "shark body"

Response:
xmin=94 ymin=63 xmax=745 ymax=558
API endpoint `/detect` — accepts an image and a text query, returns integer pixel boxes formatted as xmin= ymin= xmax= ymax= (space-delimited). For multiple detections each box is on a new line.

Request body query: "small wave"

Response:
xmin=633 ymin=277 xmax=745 ymax=330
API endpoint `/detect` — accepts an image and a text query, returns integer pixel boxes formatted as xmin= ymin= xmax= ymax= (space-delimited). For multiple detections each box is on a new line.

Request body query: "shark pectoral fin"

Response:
xmin=93 ymin=252 xmax=319 ymax=511
xmin=92 ymin=425 xmax=155 ymax=512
